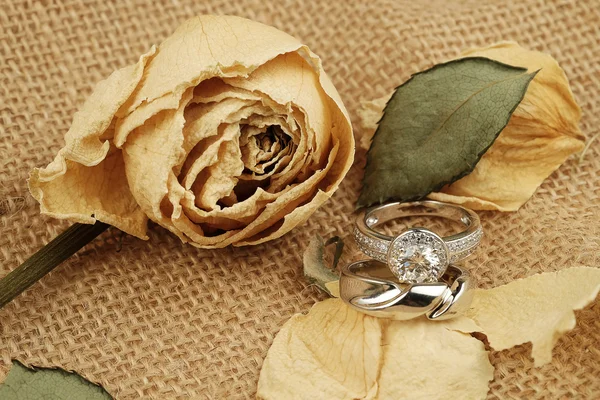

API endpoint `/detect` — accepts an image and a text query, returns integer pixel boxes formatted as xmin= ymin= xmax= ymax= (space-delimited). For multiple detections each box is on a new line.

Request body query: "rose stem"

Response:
xmin=0 ymin=221 xmax=109 ymax=309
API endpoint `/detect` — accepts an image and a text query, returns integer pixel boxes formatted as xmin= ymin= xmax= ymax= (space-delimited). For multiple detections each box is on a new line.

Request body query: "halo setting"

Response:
xmin=386 ymin=228 xmax=449 ymax=283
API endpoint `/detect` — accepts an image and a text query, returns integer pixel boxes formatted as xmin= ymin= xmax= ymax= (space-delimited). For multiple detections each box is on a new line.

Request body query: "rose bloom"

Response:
xmin=30 ymin=15 xmax=354 ymax=248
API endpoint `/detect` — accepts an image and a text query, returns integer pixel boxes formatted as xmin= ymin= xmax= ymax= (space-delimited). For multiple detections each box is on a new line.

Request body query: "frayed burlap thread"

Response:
xmin=1 ymin=0 xmax=599 ymax=399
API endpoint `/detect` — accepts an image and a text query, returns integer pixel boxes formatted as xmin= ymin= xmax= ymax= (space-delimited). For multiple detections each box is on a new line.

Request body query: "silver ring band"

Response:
xmin=354 ymin=201 xmax=482 ymax=283
xmin=339 ymin=259 xmax=473 ymax=320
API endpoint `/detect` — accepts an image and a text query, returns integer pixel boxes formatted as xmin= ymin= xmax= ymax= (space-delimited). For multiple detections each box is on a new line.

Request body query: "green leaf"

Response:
xmin=303 ymin=235 xmax=343 ymax=296
xmin=358 ymin=57 xmax=538 ymax=207
xmin=0 ymin=361 xmax=112 ymax=400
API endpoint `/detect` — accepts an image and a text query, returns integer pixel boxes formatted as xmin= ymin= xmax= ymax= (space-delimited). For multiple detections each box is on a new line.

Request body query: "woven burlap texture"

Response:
xmin=1 ymin=0 xmax=599 ymax=398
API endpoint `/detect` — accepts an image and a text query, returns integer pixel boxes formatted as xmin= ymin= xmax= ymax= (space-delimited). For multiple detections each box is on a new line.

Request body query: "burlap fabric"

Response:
xmin=1 ymin=0 xmax=598 ymax=398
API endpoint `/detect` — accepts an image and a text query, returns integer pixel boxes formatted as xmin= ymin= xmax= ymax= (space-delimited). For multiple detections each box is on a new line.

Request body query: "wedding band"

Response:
xmin=339 ymin=259 xmax=473 ymax=320
xmin=354 ymin=201 xmax=482 ymax=283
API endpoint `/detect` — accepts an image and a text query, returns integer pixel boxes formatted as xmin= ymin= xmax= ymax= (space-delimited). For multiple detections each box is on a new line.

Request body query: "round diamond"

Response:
xmin=387 ymin=228 xmax=449 ymax=283
xmin=366 ymin=215 xmax=379 ymax=226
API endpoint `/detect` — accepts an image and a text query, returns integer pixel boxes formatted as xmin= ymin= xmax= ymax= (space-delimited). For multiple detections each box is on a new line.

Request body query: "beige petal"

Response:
xmin=120 ymin=15 xmax=307 ymax=116
xmin=180 ymin=100 xmax=252 ymax=188
xmin=192 ymin=127 xmax=245 ymax=210
xmin=29 ymin=47 xmax=156 ymax=238
xmin=122 ymin=88 xmax=194 ymax=241
xmin=180 ymin=187 xmax=278 ymax=228
xmin=257 ymin=299 xmax=383 ymax=400
xmin=467 ymin=267 xmax=600 ymax=366
xmin=356 ymin=94 xmax=390 ymax=151
xmin=325 ymin=280 xmax=341 ymax=298
xmin=258 ymin=298 xmax=492 ymax=400
xmin=234 ymin=155 xmax=338 ymax=246
xmin=359 ymin=42 xmax=584 ymax=211
xmin=376 ymin=319 xmax=493 ymax=400
xmin=29 ymin=148 xmax=147 ymax=238
xmin=190 ymin=78 xmax=262 ymax=104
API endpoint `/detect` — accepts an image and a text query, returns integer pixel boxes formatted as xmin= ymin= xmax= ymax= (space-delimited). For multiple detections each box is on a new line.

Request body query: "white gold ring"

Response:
xmin=354 ymin=201 xmax=482 ymax=284
xmin=339 ymin=260 xmax=473 ymax=320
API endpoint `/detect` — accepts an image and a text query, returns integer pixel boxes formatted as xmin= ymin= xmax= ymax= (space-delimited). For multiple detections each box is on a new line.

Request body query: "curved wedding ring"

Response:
xmin=339 ymin=259 xmax=473 ymax=320
xmin=354 ymin=201 xmax=482 ymax=283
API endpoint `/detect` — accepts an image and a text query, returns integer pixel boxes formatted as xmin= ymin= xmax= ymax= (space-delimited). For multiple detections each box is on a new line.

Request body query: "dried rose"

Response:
xmin=29 ymin=15 xmax=354 ymax=248
xmin=358 ymin=42 xmax=585 ymax=211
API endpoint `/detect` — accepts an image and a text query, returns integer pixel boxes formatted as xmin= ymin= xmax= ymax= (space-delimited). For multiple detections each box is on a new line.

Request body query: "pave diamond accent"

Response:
xmin=354 ymin=226 xmax=483 ymax=265
xmin=386 ymin=229 xmax=448 ymax=283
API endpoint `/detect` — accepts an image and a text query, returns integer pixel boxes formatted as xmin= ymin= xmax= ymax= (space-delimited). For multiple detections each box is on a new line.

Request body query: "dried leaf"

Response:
xmin=324 ymin=236 xmax=345 ymax=270
xmin=358 ymin=57 xmax=536 ymax=207
xmin=30 ymin=15 xmax=354 ymax=248
xmin=303 ymin=235 xmax=343 ymax=296
xmin=0 ymin=360 xmax=112 ymax=399
xmin=467 ymin=267 xmax=600 ymax=366
xmin=257 ymin=299 xmax=383 ymax=400
xmin=376 ymin=319 xmax=493 ymax=399
xmin=359 ymin=42 xmax=585 ymax=211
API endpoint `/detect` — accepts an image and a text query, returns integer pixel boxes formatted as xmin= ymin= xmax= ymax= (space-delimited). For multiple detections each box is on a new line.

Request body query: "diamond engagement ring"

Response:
xmin=354 ymin=201 xmax=482 ymax=284
xmin=339 ymin=259 xmax=473 ymax=320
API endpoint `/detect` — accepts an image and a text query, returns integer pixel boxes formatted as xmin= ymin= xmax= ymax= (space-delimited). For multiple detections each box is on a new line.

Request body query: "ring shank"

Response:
xmin=362 ymin=201 xmax=479 ymax=242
